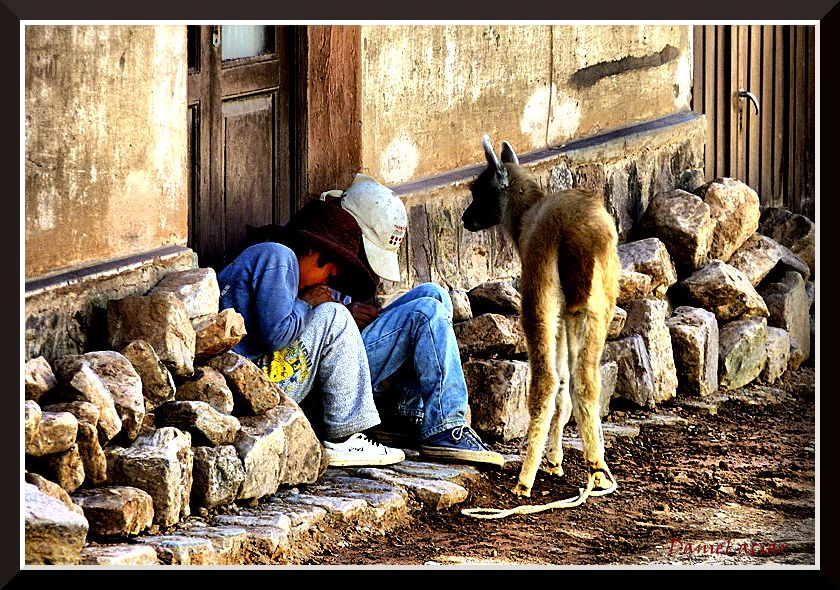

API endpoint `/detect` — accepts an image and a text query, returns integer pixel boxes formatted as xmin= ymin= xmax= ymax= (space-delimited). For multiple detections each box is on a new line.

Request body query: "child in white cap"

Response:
xmin=323 ymin=174 xmax=504 ymax=468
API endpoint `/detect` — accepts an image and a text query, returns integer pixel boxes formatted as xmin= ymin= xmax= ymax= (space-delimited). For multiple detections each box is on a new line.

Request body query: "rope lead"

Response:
xmin=460 ymin=466 xmax=618 ymax=519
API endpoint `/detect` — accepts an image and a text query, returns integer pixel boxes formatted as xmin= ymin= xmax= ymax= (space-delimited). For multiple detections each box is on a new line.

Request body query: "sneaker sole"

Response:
xmin=419 ymin=446 xmax=505 ymax=468
xmin=326 ymin=453 xmax=405 ymax=468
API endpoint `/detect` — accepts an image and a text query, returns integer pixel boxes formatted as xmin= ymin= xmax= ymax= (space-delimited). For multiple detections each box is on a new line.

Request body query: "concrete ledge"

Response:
xmin=392 ymin=111 xmax=706 ymax=205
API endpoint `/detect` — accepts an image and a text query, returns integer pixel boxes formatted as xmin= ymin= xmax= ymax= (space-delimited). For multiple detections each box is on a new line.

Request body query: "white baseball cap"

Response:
xmin=335 ymin=174 xmax=407 ymax=283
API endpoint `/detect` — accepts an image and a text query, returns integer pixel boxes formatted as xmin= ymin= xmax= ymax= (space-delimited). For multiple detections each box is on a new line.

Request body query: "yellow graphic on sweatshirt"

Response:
xmin=262 ymin=340 xmax=311 ymax=385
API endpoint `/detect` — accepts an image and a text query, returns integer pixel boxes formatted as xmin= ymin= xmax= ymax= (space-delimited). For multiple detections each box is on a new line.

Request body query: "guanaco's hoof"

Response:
xmin=512 ymin=483 xmax=531 ymax=497
xmin=544 ymin=461 xmax=563 ymax=476
xmin=587 ymin=462 xmax=613 ymax=491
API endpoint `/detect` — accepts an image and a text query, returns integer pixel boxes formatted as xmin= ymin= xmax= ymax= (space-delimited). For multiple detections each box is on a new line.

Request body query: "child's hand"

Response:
xmin=300 ymin=284 xmax=334 ymax=306
xmin=347 ymin=301 xmax=380 ymax=330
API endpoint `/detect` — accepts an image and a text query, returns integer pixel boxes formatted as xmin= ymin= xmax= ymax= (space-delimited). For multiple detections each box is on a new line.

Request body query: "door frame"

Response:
xmin=187 ymin=24 xmax=364 ymax=269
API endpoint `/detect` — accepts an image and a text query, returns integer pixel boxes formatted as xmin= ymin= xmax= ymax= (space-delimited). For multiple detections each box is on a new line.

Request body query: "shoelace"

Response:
xmin=359 ymin=434 xmax=390 ymax=450
xmin=450 ymin=425 xmax=492 ymax=450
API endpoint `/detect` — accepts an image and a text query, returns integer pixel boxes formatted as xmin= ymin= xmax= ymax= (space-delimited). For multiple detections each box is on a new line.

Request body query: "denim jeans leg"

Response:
xmin=362 ymin=283 xmax=468 ymax=439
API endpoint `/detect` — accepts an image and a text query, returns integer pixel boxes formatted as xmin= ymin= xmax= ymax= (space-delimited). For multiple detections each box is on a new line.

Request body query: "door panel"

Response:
xmin=223 ymin=94 xmax=276 ymax=259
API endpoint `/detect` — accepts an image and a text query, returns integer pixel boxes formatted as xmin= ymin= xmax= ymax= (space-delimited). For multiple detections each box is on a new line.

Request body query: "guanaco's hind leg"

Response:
xmin=544 ymin=317 xmax=571 ymax=476
xmin=514 ymin=346 xmax=557 ymax=497
xmin=567 ymin=310 xmax=610 ymax=488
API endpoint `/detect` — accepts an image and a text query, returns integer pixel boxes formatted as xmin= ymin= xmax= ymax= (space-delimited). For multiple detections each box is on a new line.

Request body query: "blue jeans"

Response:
xmin=361 ymin=283 xmax=468 ymax=440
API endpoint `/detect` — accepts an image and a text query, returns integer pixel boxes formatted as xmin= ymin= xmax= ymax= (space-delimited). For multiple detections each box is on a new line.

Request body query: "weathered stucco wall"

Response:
xmin=25 ymin=25 xmax=189 ymax=280
xmin=360 ymin=25 xmax=692 ymax=184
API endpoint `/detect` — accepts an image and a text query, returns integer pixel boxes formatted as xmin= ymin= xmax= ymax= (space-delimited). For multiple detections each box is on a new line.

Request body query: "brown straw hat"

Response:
xmin=245 ymin=199 xmax=376 ymax=300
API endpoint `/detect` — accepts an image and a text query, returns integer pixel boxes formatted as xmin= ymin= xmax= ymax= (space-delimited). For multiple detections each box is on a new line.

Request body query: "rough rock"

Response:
xmin=608 ymin=306 xmax=627 ymax=340
xmin=53 ymin=351 xmax=146 ymax=444
xmin=132 ymin=534 xmax=219 ymax=565
xmin=61 ymin=363 xmax=123 ymax=444
xmin=206 ymin=352 xmax=281 ymax=416
xmin=599 ymin=360 xmax=619 ymax=418
xmin=666 ymin=306 xmax=719 ymax=397
xmin=77 ymin=544 xmax=160 ymax=566
xmin=639 ymin=188 xmax=713 ymax=271
xmin=759 ymin=271 xmax=811 ymax=366
xmin=25 ymin=356 xmax=57 ymax=402
xmin=24 ymin=400 xmax=41 ymax=452
xmin=25 ymin=409 xmax=77 ymax=457
xmin=618 ymin=237 xmax=678 ymax=297
xmin=695 ymin=177 xmax=761 ymax=262
xmin=25 ymin=471 xmax=85 ymax=517
xmin=602 ymin=335 xmax=657 ymax=408
xmin=24 ymin=482 xmax=89 ymax=565
xmin=619 ymin=298 xmax=677 ymax=404
xmin=679 ymin=260 xmax=769 ymax=321
xmin=774 ymin=243 xmax=811 ymax=281
xmin=150 ymin=267 xmax=221 ymax=319
xmin=719 ymin=317 xmax=768 ymax=390
xmin=618 ymin=270 xmax=654 ymax=304
xmin=727 ymin=234 xmax=785 ymax=287
xmin=156 ymin=400 xmax=241 ymax=446
xmin=463 ymin=359 xmax=529 ymax=441
xmin=192 ymin=309 xmax=247 ymax=362
xmin=761 ymin=327 xmax=791 ymax=384
xmin=71 ymin=486 xmax=155 ymax=538
xmin=192 ymin=445 xmax=246 ymax=509
xmin=467 ymin=280 xmax=521 ymax=316
xmin=675 ymin=168 xmax=706 ymax=193
xmin=33 ymin=443 xmax=86 ymax=494
xmin=449 ymin=289 xmax=473 ymax=323
xmin=43 ymin=402 xmax=109 ymax=485
xmin=107 ymin=291 xmax=197 ymax=378
xmin=119 ymin=340 xmax=177 ymax=412
xmin=233 ymin=398 xmax=322 ymax=500
xmin=105 ymin=427 xmax=194 ymax=527
xmin=758 ymin=206 xmax=816 ymax=277
xmin=175 ymin=367 xmax=235 ymax=415
xmin=42 ymin=400 xmax=100 ymax=427
xmin=75 ymin=421 xmax=109 ymax=485
xmin=453 ymin=313 xmax=526 ymax=359
xmin=304 ymin=472 xmax=410 ymax=519
xmin=349 ymin=467 xmax=469 ymax=510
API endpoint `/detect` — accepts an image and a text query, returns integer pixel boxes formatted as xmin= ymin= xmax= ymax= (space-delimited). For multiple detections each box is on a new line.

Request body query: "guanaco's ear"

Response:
xmin=500 ymin=141 xmax=519 ymax=165
xmin=482 ymin=134 xmax=509 ymax=187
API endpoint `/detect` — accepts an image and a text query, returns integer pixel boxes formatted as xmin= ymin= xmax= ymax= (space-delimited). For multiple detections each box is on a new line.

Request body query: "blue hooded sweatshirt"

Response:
xmin=217 ymin=242 xmax=313 ymax=361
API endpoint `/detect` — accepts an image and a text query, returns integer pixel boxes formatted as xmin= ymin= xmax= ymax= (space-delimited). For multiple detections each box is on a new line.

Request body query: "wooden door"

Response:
xmin=187 ymin=25 xmax=293 ymax=271
xmin=692 ymin=24 xmax=815 ymax=220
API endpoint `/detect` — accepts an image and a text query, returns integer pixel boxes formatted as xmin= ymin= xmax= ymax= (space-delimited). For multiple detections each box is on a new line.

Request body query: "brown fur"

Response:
xmin=463 ymin=137 xmax=620 ymax=497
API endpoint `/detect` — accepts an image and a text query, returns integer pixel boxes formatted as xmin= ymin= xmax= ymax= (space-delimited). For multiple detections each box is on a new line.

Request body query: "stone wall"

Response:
xmin=383 ymin=111 xmax=706 ymax=295
xmin=25 ymin=247 xmax=196 ymax=364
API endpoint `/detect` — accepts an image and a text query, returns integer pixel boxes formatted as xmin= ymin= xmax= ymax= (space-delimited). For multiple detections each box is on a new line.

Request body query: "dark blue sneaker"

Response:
xmin=420 ymin=425 xmax=504 ymax=468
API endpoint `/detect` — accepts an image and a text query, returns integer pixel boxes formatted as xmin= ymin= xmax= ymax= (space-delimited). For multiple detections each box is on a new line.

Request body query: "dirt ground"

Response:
xmin=305 ymin=366 xmax=817 ymax=568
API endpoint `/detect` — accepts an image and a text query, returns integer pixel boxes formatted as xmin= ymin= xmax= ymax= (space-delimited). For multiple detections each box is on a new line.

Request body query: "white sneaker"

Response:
xmin=322 ymin=433 xmax=405 ymax=467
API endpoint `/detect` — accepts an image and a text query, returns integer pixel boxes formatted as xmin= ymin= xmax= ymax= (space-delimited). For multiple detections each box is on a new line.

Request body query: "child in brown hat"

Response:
xmin=217 ymin=199 xmax=405 ymax=467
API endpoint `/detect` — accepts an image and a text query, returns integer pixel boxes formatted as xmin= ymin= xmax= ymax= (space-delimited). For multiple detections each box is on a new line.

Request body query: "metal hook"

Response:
xmin=738 ymin=90 xmax=760 ymax=116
